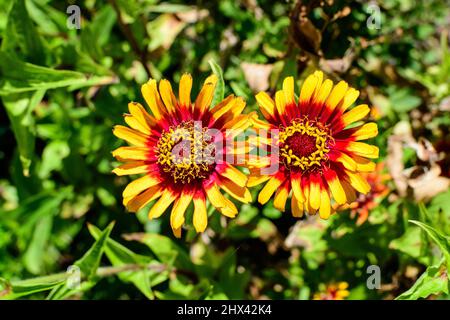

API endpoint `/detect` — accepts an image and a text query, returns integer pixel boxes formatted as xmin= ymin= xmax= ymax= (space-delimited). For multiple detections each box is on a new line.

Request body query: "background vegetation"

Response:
xmin=0 ymin=0 xmax=449 ymax=300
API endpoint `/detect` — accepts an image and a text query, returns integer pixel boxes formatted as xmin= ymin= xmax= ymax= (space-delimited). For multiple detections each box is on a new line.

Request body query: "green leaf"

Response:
xmin=0 ymin=52 xmax=105 ymax=95
xmin=80 ymin=5 xmax=117 ymax=61
xmin=1 ymin=89 xmax=45 ymax=175
xmin=44 ymin=223 xmax=115 ymax=300
xmin=137 ymin=233 xmax=194 ymax=271
xmin=218 ymin=249 xmax=250 ymax=299
xmin=2 ymin=0 xmax=46 ymax=64
xmin=410 ymin=219 xmax=450 ymax=267
xmin=88 ymin=224 xmax=168 ymax=299
xmin=38 ymin=140 xmax=70 ymax=179
xmin=1 ymin=273 xmax=68 ymax=300
xmin=46 ymin=279 xmax=96 ymax=300
xmin=389 ymin=226 xmax=427 ymax=262
xmin=25 ymin=0 xmax=68 ymax=35
xmin=146 ymin=4 xmax=195 ymax=13
xmin=23 ymin=214 xmax=53 ymax=274
xmin=0 ymin=190 xmax=67 ymax=224
xmin=208 ymin=59 xmax=225 ymax=108
xmin=396 ymin=258 xmax=449 ymax=300
xmin=388 ymin=87 xmax=422 ymax=113
xmin=75 ymin=222 xmax=115 ymax=279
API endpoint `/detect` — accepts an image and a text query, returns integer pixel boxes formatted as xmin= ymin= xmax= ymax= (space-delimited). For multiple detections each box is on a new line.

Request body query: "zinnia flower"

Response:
xmin=313 ymin=282 xmax=350 ymax=300
xmin=112 ymin=74 xmax=251 ymax=237
xmin=347 ymin=162 xmax=390 ymax=225
xmin=249 ymin=71 xmax=379 ymax=219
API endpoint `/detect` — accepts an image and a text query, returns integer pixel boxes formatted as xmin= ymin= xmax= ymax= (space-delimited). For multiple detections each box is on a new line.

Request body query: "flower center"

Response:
xmin=279 ymin=118 xmax=330 ymax=171
xmin=156 ymin=121 xmax=216 ymax=184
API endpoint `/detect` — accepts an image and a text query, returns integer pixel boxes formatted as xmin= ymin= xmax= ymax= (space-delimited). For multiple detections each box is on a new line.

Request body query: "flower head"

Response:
xmin=348 ymin=162 xmax=390 ymax=225
xmin=313 ymin=282 xmax=350 ymax=300
xmin=112 ymin=74 xmax=251 ymax=237
xmin=249 ymin=71 xmax=379 ymax=219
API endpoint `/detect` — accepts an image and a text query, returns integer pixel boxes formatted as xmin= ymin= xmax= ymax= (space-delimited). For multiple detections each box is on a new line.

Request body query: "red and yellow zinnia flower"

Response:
xmin=112 ymin=74 xmax=251 ymax=237
xmin=313 ymin=282 xmax=350 ymax=300
xmin=347 ymin=162 xmax=390 ymax=225
xmin=249 ymin=71 xmax=379 ymax=219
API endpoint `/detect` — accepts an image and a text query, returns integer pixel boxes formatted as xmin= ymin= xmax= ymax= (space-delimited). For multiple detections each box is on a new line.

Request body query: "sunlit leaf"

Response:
xmin=396 ymin=258 xmax=449 ymax=300
xmin=75 ymin=222 xmax=115 ymax=279
xmin=208 ymin=59 xmax=225 ymax=108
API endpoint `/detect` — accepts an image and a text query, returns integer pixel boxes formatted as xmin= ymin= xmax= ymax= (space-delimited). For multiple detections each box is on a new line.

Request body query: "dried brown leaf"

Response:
xmin=241 ymin=62 xmax=274 ymax=93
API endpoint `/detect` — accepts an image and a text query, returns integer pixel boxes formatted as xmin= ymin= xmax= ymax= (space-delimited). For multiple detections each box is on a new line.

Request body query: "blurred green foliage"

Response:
xmin=0 ymin=0 xmax=449 ymax=300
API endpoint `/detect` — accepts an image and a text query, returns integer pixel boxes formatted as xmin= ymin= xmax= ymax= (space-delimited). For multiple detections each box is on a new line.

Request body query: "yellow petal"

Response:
xmin=346 ymin=141 xmax=379 ymax=159
xmin=353 ymin=155 xmax=376 ymax=172
xmin=283 ymin=76 xmax=295 ymax=104
xmin=193 ymin=196 xmax=208 ymax=232
xmin=313 ymin=79 xmax=333 ymax=104
xmin=302 ymin=180 xmax=314 ymax=215
xmin=219 ymin=179 xmax=252 ymax=203
xmin=223 ymin=114 xmax=251 ymax=135
xmin=291 ymin=194 xmax=304 ymax=217
xmin=141 ymin=80 xmax=164 ymax=119
xmin=113 ymin=125 xmax=148 ymax=147
xmin=112 ymin=146 xmax=148 ymax=161
xmin=255 ymin=92 xmax=276 ymax=119
xmin=327 ymin=175 xmax=347 ymax=205
xmin=194 ymin=83 xmax=215 ymax=114
xmin=247 ymin=174 xmax=271 ymax=187
xmin=275 ymin=90 xmax=286 ymax=117
xmin=339 ymin=282 xmax=349 ymax=290
xmin=274 ymin=183 xmax=289 ymax=212
xmin=178 ymin=73 xmax=192 ymax=107
xmin=341 ymin=180 xmax=357 ymax=203
xmin=232 ymin=140 xmax=250 ymax=155
xmin=335 ymin=151 xmax=357 ymax=171
xmin=299 ymin=73 xmax=318 ymax=104
xmin=148 ymin=190 xmax=176 ymax=219
xmin=312 ymin=71 xmax=324 ymax=98
xmin=218 ymin=203 xmax=238 ymax=218
xmin=227 ymin=97 xmax=246 ymax=120
xmin=248 ymin=135 xmax=272 ymax=147
xmin=128 ymin=102 xmax=153 ymax=131
xmin=246 ymin=156 xmax=271 ymax=169
xmin=219 ymin=165 xmax=247 ymax=187
xmin=336 ymin=290 xmax=350 ymax=299
xmin=113 ymin=161 xmax=148 ymax=176
xmin=210 ymin=96 xmax=237 ymax=121
xmin=123 ymin=175 xmax=160 ymax=199
xmin=352 ymin=122 xmax=378 ymax=140
xmin=341 ymin=104 xmax=370 ymax=127
xmin=205 ymin=184 xmax=238 ymax=218
xmin=172 ymin=226 xmax=182 ymax=238
xmin=346 ymin=171 xmax=371 ymax=194
xmin=291 ymin=176 xmax=305 ymax=203
xmin=126 ymin=185 xmax=162 ymax=212
xmin=340 ymin=88 xmax=359 ymax=112
xmin=124 ymin=115 xmax=149 ymax=135
xmin=325 ymin=80 xmax=348 ymax=110
xmin=319 ymin=189 xmax=331 ymax=219
xmin=251 ymin=116 xmax=272 ymax=130
xmin=194 ymin=75 xmax=217 ymax=113
xmin=159 ymin=79 xmax=177 ymax=114
xmin=171 ymin=192 xmax=193 ymax=230
xmin=309 ymin=178 xmax=321 ymax=210
xmin=204 ymin=74 xmax=218 ymax=87
xmin=258 ymin=175 xmax=284 ymax=205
